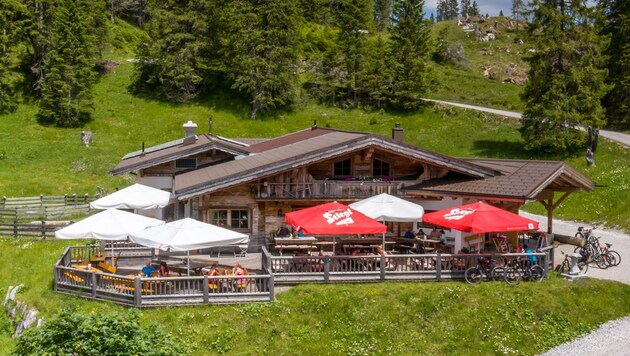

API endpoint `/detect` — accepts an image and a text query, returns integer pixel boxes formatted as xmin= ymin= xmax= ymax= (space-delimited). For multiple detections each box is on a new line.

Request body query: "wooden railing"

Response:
xmin=261 ymin=247 xmax=548 ymax=284
xmin=54 ymin=246 xmax=274 ymax=307
xmin=252 ymin=180 xmax=407 ymax=199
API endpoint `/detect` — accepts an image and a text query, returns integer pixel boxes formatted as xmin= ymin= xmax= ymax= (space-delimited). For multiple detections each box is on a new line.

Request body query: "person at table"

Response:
xmin=297 ymin=230 xmax=306 ymax=237
xmin=158 ymin=261 xmax=170 ymax=277
xmin=207 ymin=264 xmax=220 ymax=287
xmin=430 ymin=227 xmax=442 ymax=239
xmin=403 ymin=227 xmax=424 ymax=253
xmin=376 ymin=245 xmax=392 ymax=269
xmin=141 ymin=259 xmax=156 ymax=277
xmin=277 ymin=225 xmax=290 ymax=237
xmin=404 ymin=227 xmax=416 ymax=240
xmin=232 ymin=263 xmax=245 ymax=276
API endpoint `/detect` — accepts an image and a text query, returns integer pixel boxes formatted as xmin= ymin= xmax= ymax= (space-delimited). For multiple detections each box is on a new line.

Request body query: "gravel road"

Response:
xmin=522 ymin=212 xmax=630 ymax=355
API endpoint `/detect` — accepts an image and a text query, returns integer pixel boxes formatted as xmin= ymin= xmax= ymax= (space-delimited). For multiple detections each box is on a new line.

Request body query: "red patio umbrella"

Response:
xmin=422 ymin=201 xmax=538 ymax=234
xmin=285 ymin=201 xmax=387 ymax=235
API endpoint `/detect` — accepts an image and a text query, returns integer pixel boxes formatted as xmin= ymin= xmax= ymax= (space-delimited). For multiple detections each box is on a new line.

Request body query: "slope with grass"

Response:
xmin=1 ymin=238 xmax=630 ymax=355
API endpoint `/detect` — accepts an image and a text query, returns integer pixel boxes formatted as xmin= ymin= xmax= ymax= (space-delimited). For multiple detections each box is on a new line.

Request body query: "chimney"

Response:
xmin=183 ymin=121 xmax=198 ymax=145
xmin=392 ymin=123 xmax=403 ymax=143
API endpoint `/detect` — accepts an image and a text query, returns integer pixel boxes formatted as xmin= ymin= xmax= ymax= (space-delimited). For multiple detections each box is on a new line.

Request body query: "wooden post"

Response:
xmin=53 ymin=267 xmax=58 ymax=292
xmin=379 ymin=255 xmax=385 ymax=281
xmin=268 ymin=274 xmax=275 ymax=301
xmin=91 ymin=273 xmax=97 ymax=298
xmin=13 ymin=218 xmax=17 ymax=238
xmin=41 ymin=218 xmax=46 ymax=239
xmin=436 ymin=252 xmax=442 ymax=281
xmin=324 ymin=256 xmax=330 ymax=283
xmin=134 ymin=278 xmax=142 ymax=307
xmin=73 ymin=193 xmax=77 ymax=206
xmin=202 ymin=275 xmax=209 ymax=303
xmin=40 ymin=194 xmax=44 ymax=207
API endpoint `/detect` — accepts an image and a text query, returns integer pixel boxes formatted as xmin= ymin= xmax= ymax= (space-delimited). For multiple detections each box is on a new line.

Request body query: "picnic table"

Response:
xmin=274 ymin=237 xmax=318 ymax=255
xmin=166 ymin=260 xmax=216 ymax=276
xmin=339 ymin=237 xmax=382 ymax=254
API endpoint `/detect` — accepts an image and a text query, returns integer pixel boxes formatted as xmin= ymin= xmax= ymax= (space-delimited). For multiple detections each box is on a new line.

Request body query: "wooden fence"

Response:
xmin=0 ymin=193 xmax=99 ymax=238
xmin=54 ymin=246 xmax=274 ymax=307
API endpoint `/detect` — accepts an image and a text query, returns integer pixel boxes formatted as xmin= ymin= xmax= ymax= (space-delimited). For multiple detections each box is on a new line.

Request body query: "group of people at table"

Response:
xmin=403 ymin=227 xmax=448 ymax=253
xmin=139 ymin=260 xmax=248 ymax=290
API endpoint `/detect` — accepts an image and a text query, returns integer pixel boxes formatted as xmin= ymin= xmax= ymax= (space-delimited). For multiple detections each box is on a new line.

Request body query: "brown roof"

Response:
xmin=404 ymin=159 xmax=594 ymax=201
xmin=174 ymin=128 xmax=496 ymax=199
xmin=111 ymin=134 xmax=251 ymax=175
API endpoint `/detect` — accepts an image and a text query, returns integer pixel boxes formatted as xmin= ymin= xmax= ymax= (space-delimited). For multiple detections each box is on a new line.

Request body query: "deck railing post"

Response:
xmin=324 ymin=256 xmax=330 ymax=283
xmin=380 ymin=255 xmax=385 ymax=281
xmin=13 ymin=218 xmax=17 ymax=238
xmin=436 ymin=252 xmax=442 ymax=281
xmin=53 ymin=267 xmax=58 ymax=292
xmin=91 ymin=272 xmax=97 ymax=298
xmin=134 ymin=278 xmax=142 ymax=307
xmin=268 ymin=274 xmax=275 ymax=301
xmin=203 ymin=275 xmax=209 ymax=303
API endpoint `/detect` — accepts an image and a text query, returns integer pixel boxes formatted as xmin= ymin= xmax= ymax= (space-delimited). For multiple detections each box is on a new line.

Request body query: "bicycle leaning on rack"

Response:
xmin=573 ymin=227 xmax=620 ymax=268
xmin=503 ymin=255 xmax=544 ymax=285
xmin=556 ymin=250 xmax=589 ymax=275
xmin=464 ymin=257 xmax=508 ymax=284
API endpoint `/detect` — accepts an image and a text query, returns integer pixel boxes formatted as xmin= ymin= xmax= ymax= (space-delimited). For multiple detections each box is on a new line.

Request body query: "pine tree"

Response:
xmin=0 ymin=0 xmax=26 ymax=114
xmin=512 ymin=0 xmax=526 ymax=33
xmin=361 ymin=35 xmax=393 ymax=107
xmin=137 ymin=0 xmax=217 ymax=102
xmin=499 ymin=10 xmax=504 ymax=17
xmin=222 ymin=0 xmax=301 ymax=119
xmin=470 ymin=0 xmax=480 ymax=16
xmin=520 ymin=0 xmax=611 ymax=154
xmin=429 ymin=12 xmax=435 ymax=23
xmin=436 ymin=0 xmax=447 ymax=21
xmin=388 ymin=0 xmax=431 ymax=109
xmin=334 ymin=0 xmax=374 ymax=104
xmin=600 ymin=0 xmax=630 ymax=126
xmin=374 ymin=0 xmax=392 ymax=32
xmin=447 ymin=0 xmax=459 ymax=20
xmin=460 ymin=0 xmax=470 ymax=18
xmin=37 ymin=0 xmax=105 ymax=127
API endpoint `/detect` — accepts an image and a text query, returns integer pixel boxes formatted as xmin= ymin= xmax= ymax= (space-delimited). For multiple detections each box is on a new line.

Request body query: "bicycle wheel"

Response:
xmin=607 ymin=250 xmax=621 ymax=266
xmin=578 ymin=261 xmax=588 ymax=274
xmin=465 ymin=267 xmax=483 ymax=284
xmin=529 ymin=265 xmax=544 ymax=282
xmin=490 ymin=266 xmax=506 ymax=281
xmin=504 ymin=267 xmax=521 ymax=285
xmin=556 ymin=260 xmax=570 ymax=274
xmin=594 ymin=253 xmax=610 ymax=269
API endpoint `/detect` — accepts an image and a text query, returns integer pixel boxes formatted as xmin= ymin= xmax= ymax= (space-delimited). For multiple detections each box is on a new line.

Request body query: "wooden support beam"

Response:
xmin=538 ymin=191 xmax=572 ymax=233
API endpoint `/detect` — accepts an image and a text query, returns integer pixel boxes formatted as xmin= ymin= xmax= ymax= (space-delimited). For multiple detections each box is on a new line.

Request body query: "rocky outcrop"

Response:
xmin=3 ymin=285 xmax=43 ymax=338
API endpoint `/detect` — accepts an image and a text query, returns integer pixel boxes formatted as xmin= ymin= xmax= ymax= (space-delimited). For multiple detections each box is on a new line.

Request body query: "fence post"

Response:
xmin=13 ymin=219 xmax=18 ymax=239
xmin=380 ymin=255 xmax=385 ymax=281
xmin=134 ymin=278 xmax=142 ymax=307
xmin=203 ymin=275 xmax=209 ymax=303
xmin=41 ymin=219 xmax=46 ymax=239
xmin=64 ymin=194 xmax=68 ymax=206
xmin=436 ymin=252 xmax=442 ymax=281
xmin=324 ymin=256 xmax=330 ymax=283
xmin=83 ymin=193 xmax=88 ymax=204
xmin=91 ymin=273 xmax=97 ymax=298
xmin=1 ymin=196 xmax=5 ymax=208
xmin=268 ymin=274 xmax=275 ymax=301
xmin=53 ymin=267 xmax=58 ymax=292
xmin=73 ymin=193 xmax=77 ymax=207
xmin=40 ymin=194 xmax=44 ymax=207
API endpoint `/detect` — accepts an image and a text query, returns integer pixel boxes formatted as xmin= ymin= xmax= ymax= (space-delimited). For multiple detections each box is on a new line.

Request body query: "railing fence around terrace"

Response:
xmin=252 ymin=180 xmax=406 ymax=199
xmin=54 ymin=246 xmax=274 ymax=307
xmin=0 ymin=193 xmax=99 ymax=238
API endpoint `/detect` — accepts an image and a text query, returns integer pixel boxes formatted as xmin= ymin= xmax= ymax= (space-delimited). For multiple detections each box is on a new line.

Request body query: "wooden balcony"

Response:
xmin=252 ymin=180 xmax=408 ymax=200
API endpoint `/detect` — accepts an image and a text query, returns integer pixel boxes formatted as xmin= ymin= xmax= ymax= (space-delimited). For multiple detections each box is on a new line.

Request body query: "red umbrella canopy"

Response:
xmin=285 ymin=201 xmax=387 ymax=235
xmin=422 ymin=201 xmax=539 ymax=234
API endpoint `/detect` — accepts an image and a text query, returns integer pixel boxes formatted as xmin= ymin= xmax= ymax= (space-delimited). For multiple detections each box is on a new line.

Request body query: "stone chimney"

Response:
xmin=392 ymin=123 xmax=403 ymax=143
xmin=183 ymin=121 xmax=198 ymax=145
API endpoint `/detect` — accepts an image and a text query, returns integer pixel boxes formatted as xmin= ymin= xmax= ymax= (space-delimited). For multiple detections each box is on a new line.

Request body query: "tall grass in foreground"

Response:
xmin=1 ymin=237 xmax=630 ymax=355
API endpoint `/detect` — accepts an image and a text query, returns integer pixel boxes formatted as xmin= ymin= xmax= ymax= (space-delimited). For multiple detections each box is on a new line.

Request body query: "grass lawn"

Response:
xmin=1 ymin=237 xmax=630 ymax=355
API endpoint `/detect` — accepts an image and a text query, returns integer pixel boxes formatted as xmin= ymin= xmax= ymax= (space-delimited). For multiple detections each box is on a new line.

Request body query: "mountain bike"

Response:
xmin=504 ymin=258 xmax=544 ymax=285
xmin=464 ymin=257 xmax=506 ymax=284
xmin=556 ymin=250 xmax=588 ymax=275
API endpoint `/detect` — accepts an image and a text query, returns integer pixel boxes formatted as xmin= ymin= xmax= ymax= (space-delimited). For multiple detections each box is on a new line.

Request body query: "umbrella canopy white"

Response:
xmin=349 ymin=193 xmax=424 ymax=222
xmin=55 ymin=208 xmax=165 ymax=240
xmin=129 ymin=218 xmax=249 ymax=252
xmin=90 ymin=183 xmax=171 ymax=210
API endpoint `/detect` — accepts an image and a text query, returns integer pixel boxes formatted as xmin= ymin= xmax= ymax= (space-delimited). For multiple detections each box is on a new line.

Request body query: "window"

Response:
xmin=373 ymin=159 xmax=390 ymax=177
xmin=208 ymin=209 xmax=249 ymax=230
xmin=333 ymin=159 xmax=351 ymax=177
xmin=175 ymin=158 xmax=197 ymax=169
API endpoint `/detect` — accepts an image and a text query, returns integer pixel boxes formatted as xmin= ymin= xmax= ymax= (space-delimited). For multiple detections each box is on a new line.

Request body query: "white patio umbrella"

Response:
xmin=90 ymin=183 xmax=171 ymax=210
xmin=55 ymin=208 xmax=165 ymax=240
xmin=128 ymin=218 xmax=249 ymax=275
xmin=350 ymin=193 xmax=425 ymax=249
xmin=55 ymin=209 xmax=165 ymax=263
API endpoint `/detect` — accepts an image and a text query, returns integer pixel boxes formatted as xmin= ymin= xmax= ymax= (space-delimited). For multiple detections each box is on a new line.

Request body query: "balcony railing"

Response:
xmin=253 ymin=180 xmax=407 ymax=199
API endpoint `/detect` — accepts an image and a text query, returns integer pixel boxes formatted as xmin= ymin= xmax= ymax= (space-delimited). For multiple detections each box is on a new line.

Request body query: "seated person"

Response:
xmin=430 ymin=227 xmax=442 ymax=239
xmin=376 ymin=245 xmax=393 ymax=268
xmin=207 ymin=264 xmax=220 ymax=285
xmin=404 ymin=227 xmax=416 ymax=240
xmin=232 ymin=263 xmax=245 ymax=276
xmin=277 ymin=225 xmax=290 ymax=237
xmin=297 ymin=230 xmax=306 ymax=237
xmin=524 ymin=244 xmax=537 ymax=265
xmin=158 ymin=261 xmax=170 ymax=277
xmin=141 ymin=259 xmax=156 ymax=278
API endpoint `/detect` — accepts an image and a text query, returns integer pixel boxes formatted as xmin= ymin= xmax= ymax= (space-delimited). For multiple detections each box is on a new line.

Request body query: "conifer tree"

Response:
xmin=361 ymin=35 xmax=393 ymax=107
xmin=460 ymin=0 xmax=470 ymax=18
xmin=512 ymin=0 xmax=526 ymax=33
xmin=0 ymin=0 xmax=26 ymax=114
xmin=221 ymin=0 xmax=301 ymax=119
xmin=600 ymin=0 xmax=629 ymax=126
xmin=470 ymin=1 xmax=480 ymax=16
xmin=37 ymin=0 xmax=104 ymax=127
xmin=499 ymin=10 xmax=504 ymax=17
xmin=388 ymin=0 xmax=431 ymax=109
xmin=520 ymin=0 xmax=611 ymax=154
xmin=374 ymin=0 xmax=392 ymax=32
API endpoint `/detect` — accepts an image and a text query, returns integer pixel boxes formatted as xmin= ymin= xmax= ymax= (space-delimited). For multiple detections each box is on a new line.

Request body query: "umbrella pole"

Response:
xmin=187 ymin=251 xmax=190 ymax=276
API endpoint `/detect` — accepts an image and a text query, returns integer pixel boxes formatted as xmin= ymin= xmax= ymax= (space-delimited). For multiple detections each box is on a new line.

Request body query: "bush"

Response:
xmin=13 ymin=307 xmax=188 ymax=356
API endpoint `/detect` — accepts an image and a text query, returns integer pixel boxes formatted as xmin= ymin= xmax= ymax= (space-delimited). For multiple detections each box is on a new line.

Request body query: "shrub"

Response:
xmin=13 ymin=307 xmax=188 ymax=356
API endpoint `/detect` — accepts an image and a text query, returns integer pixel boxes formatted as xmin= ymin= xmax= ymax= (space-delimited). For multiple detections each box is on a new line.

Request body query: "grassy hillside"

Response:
xmin=427 ymin=17 xmax=528 ymax=111
xmin=1 ymin=237 xmax=630 ymax=355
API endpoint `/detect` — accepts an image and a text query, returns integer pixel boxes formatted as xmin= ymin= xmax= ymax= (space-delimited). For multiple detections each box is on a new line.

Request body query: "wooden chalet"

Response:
xmin=112 ymin=121 xmax=594 ymax=253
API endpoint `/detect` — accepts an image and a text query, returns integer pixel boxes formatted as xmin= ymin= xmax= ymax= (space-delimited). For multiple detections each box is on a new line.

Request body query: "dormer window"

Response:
xmin=373 ymin=159 xmax=390 ymax=177
xmin=333 ymin=159 xmax=351 ymax=177
xmin=175 ymin=158 xmax=197 ymax=170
